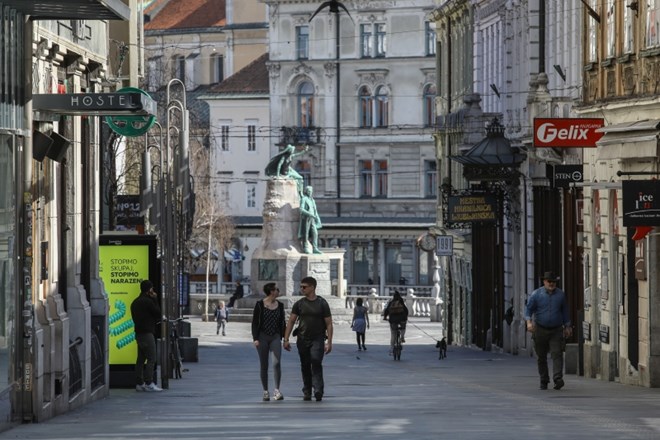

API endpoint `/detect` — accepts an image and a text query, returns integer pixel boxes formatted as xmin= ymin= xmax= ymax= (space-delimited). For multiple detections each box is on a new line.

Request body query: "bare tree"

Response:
xmin=186 ymin=135 xmax=234 ymax=320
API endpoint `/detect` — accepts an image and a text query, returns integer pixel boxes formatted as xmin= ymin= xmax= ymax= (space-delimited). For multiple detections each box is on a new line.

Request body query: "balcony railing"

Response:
xmin=278 ymin=126 xmax=321 ymax=146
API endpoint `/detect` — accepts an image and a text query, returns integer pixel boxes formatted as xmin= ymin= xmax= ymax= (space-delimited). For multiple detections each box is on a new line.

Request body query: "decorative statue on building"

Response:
xmin=299 ymin=185 xmax=322 ymax=254
xmin=264 ymin=144 xmax=308 ymax=195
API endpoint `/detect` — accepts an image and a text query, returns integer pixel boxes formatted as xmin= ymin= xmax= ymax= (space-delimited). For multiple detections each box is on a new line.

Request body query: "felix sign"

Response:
xmin=533 ymin=118 xmax=604 ymax=148
xmin=622 ymin=180 xmax=660 ymax=226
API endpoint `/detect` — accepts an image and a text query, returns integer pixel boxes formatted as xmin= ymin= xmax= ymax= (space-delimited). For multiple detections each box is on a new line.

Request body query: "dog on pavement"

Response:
xmin=436 ymin=337 xmax=447 ymax=360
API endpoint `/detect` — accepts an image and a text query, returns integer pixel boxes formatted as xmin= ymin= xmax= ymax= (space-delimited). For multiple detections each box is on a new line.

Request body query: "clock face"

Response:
xmin=419 ymin=234 xmax=436 ymax=251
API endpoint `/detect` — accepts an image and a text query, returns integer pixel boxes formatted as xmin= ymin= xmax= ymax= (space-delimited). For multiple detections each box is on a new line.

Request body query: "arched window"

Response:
xmin=298 ymin=81 xmax=315 ymax=128
xmin=375 ymin=86 xmax=389 ymax=128
xmin=359 ymin=86 xmax=373 ymax=128
xmin=423 ymin=84 xmax=436 ymax=127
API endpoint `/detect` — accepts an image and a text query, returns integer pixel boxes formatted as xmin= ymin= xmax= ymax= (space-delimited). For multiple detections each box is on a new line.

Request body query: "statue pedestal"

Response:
xmin=250 ymin=178 xmax=332 ymax=300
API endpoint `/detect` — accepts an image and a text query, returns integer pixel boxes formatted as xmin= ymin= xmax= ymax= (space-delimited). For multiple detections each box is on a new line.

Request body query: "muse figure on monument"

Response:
xmin=264 ymin=144 xmax=308 ymax=195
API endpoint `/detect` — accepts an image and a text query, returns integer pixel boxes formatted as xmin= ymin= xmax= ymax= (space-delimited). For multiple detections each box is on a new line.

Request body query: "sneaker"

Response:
xmin=273 ymin=390 xmax=284 ymax=401
xmin=144 ymin=383 xmax=163 ymax=392
xmin=539 ymin=382 xmax=548 ymax=390
xmin=303 ymin=391 xmax=312 ymax=401
xmin=357 ymin=346 xmax=362 ymax=351
xmin=222 ymin=332 xmax=226 ymax=336
xmin=362 ymin=345 xmax=367 ymax=351
xmin=401 ymin=337 xmax=406 ymax=343
xmin=553 ymin=379 xmax=565 ymax=390
xmin=314 ymin=392 xmax=323 ymax=402
xmin=135 ymin=383 xmax=146 ymax=392
xmin=263 ymin=391 xmax=270 ymax=401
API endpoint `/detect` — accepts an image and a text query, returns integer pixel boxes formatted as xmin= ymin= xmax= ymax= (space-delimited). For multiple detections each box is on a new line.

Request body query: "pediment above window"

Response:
xmin=356 ymin=68 xmax=389 ymax=87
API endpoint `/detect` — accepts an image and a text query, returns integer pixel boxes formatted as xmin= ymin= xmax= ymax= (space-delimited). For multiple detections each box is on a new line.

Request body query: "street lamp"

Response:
xmin=310 ymin=1 xmax=351 ymax=216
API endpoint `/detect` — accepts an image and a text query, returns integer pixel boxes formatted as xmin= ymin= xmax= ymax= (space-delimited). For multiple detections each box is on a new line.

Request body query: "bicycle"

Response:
xmin=168 ymin=317 xmax=189 ymax=379
xmin=392 ymin=322 xmax=404 ymax=361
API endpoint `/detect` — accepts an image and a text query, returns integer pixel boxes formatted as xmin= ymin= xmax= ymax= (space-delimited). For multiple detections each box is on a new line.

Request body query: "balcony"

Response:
xmin=278 ymin=126 xmax=321 ymax=146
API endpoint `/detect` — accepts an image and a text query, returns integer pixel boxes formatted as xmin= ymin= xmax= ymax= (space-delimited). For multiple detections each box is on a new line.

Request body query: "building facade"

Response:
xmin=0 ymin=0 xmax=145 ymax=429
xmin=260 ymin=0 xmax=437 ymax=295
xmin=576 ymin=0 xmax=660 ymax=387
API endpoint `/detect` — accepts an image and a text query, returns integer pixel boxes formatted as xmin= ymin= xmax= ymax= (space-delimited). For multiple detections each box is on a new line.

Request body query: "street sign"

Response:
xmin=436 ymin=235 xmax=453 ymax=256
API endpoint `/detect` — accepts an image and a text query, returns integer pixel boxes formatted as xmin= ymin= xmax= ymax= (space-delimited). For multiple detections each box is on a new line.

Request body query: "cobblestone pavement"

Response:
xmin=1 ymin=315 xmax=659 ymax=440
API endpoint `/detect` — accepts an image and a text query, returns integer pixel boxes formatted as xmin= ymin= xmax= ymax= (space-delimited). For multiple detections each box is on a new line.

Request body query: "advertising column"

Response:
xmin=99 ymin=235 xmax=159 ymax=387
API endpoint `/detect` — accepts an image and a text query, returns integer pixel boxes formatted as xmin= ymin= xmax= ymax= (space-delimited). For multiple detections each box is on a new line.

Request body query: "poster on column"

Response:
xmin=99 ymin=235 xmax=159 ymax=368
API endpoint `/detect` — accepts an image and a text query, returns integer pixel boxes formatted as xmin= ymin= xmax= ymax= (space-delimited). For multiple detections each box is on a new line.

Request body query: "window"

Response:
xmin=359 ymin=159 xmax=388 ymax=197
xmin=210 ymin=53 xmax=224 ymax=83
xmin=425 ymin=22 xmax=436 ymax=56
xmin=360 ymin=23 xmax=387 ymax=58
xmin=359 ymin=86 xmax=373 ymax=128
xmin=360 ymin=24 xmax=373 ymax=58
xmin=424 ymin=160 xmax=437 ymax=198
xmin=173 ymin=55 xmax=185 ymax=82
xmin=295 ymin=160 xmax=312 ymax=187
xmin=375 ymin=86 xmax=389 ymax=128
xmin=646 ymin=0 xmax=660 ymax=48
xmin=351 ymin=242 xmax=371 ymax=283
xmin=219 ymin=181 xmax=230 ymax=203
xmin=221 ymin=125 xmax=230 ymax=151
xmin=247 ymin=183 xmax=256 ymax=208
xmin=423 ymin=84 xmax=436 ymax=127
xmin=298 ymin=81 xmax=315 ymax=128
xmin=624 ymin=0 xmax=634 ymax=53
xmin=385 ymin=246 xmax=401 ymax=284
xmin=606 ymin=0 xmax=615 ymax=58
xmin=375 ymin=23 xmax=387 ymax=57
xmin=296 ymin=26 xmax=309 ymax=60
xmin=587 ymin=0 xmax=598 ymax=61
xmin=247 ymin=125 xmax=256 ymax=151
xmin=147 ymin=57 xmax=161 ymax=91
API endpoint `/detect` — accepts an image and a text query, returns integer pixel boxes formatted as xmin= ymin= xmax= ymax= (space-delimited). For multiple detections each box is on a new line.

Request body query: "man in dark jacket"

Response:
xmin=131 ymin=280 xmax=163 ymax=392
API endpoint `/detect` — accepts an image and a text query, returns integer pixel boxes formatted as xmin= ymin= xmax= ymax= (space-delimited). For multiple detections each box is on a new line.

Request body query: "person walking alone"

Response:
xmin=283 ymin=276 xmax=333 ymax=401
xmin=252 ymin=283 xmax=286 ymax=401
xmin=524 ymin=271 xmax=572 ymax=390
xmin=130 ymin=280 xmax=163 ymax=392
xmin=215 ymin=301 xmax=229 ymax=336
xmin=351 ymin=298 xmax=369 ymax=351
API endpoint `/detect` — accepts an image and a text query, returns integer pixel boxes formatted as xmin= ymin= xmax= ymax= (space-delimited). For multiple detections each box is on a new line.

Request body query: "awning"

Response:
xmin=595 ymin=119 xmax=660 ymax=160
xmin=3 ymin=0 xmax=130 ymax=21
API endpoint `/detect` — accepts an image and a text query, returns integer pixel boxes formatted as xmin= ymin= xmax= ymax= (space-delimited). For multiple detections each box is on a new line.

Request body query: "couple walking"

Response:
xmin=251 ymin=276 xmax=333 ymax=402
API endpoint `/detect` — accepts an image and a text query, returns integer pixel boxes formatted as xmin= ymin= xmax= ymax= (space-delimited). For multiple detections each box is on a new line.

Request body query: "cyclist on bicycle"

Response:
xmin=382 ymin=291 xmax=409 ymax=355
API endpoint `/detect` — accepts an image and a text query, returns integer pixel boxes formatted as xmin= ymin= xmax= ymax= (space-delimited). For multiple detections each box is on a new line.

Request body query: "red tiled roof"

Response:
xmin=210 ymin=53 xmax=269 ymax=94
xmin=145 ymin=0 xmax=226 ymax=30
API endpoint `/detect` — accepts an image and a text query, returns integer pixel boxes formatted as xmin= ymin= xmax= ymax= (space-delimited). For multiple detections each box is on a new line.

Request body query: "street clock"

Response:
xmin=418 ymin=233 xmax=436 ymax=252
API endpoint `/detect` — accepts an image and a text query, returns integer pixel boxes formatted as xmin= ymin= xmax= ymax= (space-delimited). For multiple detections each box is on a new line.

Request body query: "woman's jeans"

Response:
xmin=256 ymin=332 xmax=282 ymax=390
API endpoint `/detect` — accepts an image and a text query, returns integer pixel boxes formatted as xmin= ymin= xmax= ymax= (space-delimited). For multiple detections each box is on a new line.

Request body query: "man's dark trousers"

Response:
xmin=533 ymin=325 xmax=564 ymax=385
xmin=136 ymin=332 xmax=157 ymax=384
xmin=297 ymin=337 xmax=325 ymax=395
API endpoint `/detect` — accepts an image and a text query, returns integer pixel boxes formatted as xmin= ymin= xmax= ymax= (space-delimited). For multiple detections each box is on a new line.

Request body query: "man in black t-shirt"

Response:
xmin=283 ymin=276 xmax=333 ymax=401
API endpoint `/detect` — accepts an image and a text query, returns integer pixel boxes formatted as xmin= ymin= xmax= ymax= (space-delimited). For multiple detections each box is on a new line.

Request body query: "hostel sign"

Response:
xmin=622 ymin=180 xmax=660 ymax=226
xmin=33 ymin=90 xmax=157 ymax=116
xmin=447 ymin=195 xmax=497 ymax=223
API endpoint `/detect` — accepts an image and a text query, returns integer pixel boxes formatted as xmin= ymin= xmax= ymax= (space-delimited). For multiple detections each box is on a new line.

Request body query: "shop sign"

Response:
xmin=599 ymin=324 xmax=610 ymax=344
xmin=582 ymin=321 xmax=591 ymax=341
xmin=447 ymin=195 xmax=497 ymax=223
xmin=622 ymin=180 xmax=660 ymax=226
xmin=553 ymin=164 xmax=583 ymax=188
xmin=533 ymin=118 xmax=604 ymax=148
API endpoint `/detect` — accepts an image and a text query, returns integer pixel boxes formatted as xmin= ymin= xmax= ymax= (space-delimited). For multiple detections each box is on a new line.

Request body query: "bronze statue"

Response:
xmin=299 ymin=186 xmax=322 ymax=254
xmin=264 ymin=144 xmax=308 ymax=195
